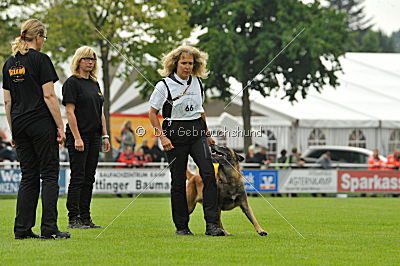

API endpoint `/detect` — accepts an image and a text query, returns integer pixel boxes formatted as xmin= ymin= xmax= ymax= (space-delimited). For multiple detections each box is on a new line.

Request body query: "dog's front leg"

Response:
xmin=239 ymin=200 xmax=268 ymax=236
xmin=217 ymin=209 xmax=233 ymax=236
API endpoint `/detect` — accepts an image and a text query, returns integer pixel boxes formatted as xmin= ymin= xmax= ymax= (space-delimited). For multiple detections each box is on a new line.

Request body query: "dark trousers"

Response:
xmin=166 ymin=137 xmax=218 ymax=230
xmin=13 ymin=118 xmax=60 ymax=236
xmin=66 ymin=133 xmax=100 ymax=220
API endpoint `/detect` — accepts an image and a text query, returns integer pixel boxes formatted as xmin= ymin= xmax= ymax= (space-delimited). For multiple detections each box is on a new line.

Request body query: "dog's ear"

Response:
xmin=236 ymin=153 xmax=245 ymax=162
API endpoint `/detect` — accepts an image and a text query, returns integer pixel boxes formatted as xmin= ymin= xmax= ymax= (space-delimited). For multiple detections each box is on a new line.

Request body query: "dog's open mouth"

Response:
xmin=210 ymin=144 xmax=227 ymax=159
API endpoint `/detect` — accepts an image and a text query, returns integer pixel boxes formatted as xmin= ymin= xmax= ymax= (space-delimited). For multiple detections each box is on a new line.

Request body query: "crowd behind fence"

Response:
xmin=0 ymin=161 xmax=382 ymax=169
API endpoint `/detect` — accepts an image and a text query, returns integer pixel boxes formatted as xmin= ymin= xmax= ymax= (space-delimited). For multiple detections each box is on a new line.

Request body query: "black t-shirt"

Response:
xmin=2 ymin=49 xmax=59 ymax=135
xmin=255 ymin=152 xmax=267 ymax=163
xmin=62 ymin=76 xmax=104 ymax=135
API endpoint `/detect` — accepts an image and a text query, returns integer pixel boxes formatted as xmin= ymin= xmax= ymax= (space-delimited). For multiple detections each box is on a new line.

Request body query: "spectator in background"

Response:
xmin=114 ymin=121 xmax=135 ymax=160
xmin=150 ymin=136 xmax=167 ymax=162
xmin=275 ymin=149 xmax=289 ymax=169
xmin=134 ymin=146 xmax=152 ymax=167
xmin=255 ymin=146 xmax=271 ymax=165
xmin=245 ymin=145 xmax=259 ymax=163
xmin=277 ymin=149 xmax=288 ymax=163
xmin=368 ymin=149 xmax=384 ymax=170
xmin=316 ymin=152 xmax=332 ymax=169
xmin=116 ymin=146 xmax=136 ymax=198
xmin=141 ymin=139 xmax=151 ymax=156
xmin=385 ymin=149 xmax=400 ymax=170
xmin=120 ymin=127 xmax=135 ymax=151
xmin=117 ymin=146 xmax=136 ymax=168
xmin=289 ymin=148 xmax=305 ymax=167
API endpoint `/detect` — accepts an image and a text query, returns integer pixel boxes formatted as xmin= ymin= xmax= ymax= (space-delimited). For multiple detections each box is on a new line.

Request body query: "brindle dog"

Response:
xmin=186 ymin=144 xmax=268 ymax=236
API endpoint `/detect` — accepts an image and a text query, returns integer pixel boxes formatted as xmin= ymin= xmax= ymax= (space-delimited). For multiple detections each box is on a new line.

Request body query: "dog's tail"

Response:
xmin=186 ymin=169 xmax=203 ymax=204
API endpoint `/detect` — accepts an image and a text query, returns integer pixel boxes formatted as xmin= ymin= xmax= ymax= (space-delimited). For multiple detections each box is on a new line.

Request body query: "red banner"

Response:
xmin=338 ymin=171 xmax=400 ymax=193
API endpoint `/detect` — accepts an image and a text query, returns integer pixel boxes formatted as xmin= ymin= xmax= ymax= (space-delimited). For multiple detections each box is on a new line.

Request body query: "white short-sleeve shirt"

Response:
xmin=149 ymin=73 xmax=204 ymax=120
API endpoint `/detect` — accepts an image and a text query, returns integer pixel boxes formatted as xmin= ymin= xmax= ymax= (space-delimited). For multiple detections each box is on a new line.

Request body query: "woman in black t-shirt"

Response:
xmin=62 ymin=46 xmax=110 ymax=229
xmin=2 ymin=19 xmax=70 ymax=239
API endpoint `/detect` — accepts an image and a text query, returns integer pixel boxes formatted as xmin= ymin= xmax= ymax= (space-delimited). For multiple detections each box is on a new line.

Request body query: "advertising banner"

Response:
xmin=65 ymin=168 xmax=280 ymax=194
xmin=65 ymin=168 xmax=172 ymax=194
xmin=338 ymin=170 xmax=400 ymax=193
xmin=110 ymin=113 xmax=163 ymax=150
xmin=0 ymin=169 xmax=67 ymax=195
xmin=242 ymin=170 xmax=278 ymax=192
xmin=279 ymin=169 xmax=337 ymax=193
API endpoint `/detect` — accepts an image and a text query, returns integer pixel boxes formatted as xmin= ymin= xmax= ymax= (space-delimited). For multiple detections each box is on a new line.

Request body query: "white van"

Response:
xmin=302 ymin=146 xmax=386 ymax=164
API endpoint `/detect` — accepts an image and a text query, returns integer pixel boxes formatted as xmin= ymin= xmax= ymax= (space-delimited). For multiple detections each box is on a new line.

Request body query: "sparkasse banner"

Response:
xmin=338 ymin=171 xmax=400 ymax=193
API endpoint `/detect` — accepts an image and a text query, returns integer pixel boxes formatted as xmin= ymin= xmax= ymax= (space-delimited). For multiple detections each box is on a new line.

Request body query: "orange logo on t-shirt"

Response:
xmin=9 ymin=65 xmax=26 ymax=83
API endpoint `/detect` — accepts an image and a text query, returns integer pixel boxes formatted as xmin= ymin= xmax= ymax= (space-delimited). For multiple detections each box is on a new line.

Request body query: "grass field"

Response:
xmin=0 ymin=196 xmax=399 ymax=265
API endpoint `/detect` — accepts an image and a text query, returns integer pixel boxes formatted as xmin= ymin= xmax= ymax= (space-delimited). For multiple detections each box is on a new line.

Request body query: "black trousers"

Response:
xmin=164 ymin=119 xmax=218 ymax=230
xmin=66 ymin=133 xmax=100 ymax=220
xmin=13 ymin=118 xmax=60 ymax=236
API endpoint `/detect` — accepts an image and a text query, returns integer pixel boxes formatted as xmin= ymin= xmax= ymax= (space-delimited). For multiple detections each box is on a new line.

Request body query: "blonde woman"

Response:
xmin=2 ymin=19 xmax=69 ymax=239
xmin=148 ymin=45 xmax=224 ymax=236
xmin=62 ymin=46 xmax=110 ymax=229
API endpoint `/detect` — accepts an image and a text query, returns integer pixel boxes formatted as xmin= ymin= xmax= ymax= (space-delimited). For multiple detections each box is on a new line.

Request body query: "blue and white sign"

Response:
xmin=0 ymin=169 xmax=67 ymax=195
xmin=242 ymin=170 xmax=278 ymax=192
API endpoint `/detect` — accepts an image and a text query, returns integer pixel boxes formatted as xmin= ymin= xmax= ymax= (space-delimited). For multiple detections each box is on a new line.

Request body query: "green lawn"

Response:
xmin=0 ymin=197 xmax=399 ymax=265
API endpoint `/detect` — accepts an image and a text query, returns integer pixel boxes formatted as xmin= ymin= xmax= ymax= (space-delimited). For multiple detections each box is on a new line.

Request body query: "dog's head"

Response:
xmin=211 ymin=144 xmax=244 ymax=166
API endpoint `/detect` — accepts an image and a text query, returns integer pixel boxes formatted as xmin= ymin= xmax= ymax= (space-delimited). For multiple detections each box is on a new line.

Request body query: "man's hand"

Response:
xmin=75 ymin=139 xmax=84 ymax=151
xmin=57 ymin=128 xmax=66 ymax=144
xmin=207 ymin=136 xmax=215 ymax=146
xmin=160 ymin=135 xmax=174 ymax=151
xmin=103 ymin=138 xmax=111 ymax=152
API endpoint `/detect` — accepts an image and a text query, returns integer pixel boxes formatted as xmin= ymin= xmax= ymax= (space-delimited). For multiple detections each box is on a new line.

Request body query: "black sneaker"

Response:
xmin=205 ymin=223 xmax=225 ymax=236
xmin=81 ymin=218 xmax=101 ymax=229
xmin=42 ymin=231 xmax=71 ymax=239
xmin=15 ymin=232 xmax=42 ymax=240
xmin=68 ymin=218 xmax=90 ymax=229
xmin=175 ymin=228 xmax=194 ymax=236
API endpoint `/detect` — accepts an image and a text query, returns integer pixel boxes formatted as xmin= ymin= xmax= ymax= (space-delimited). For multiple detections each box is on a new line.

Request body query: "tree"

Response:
xmin=184 ymin=0 xmax=350 ymax=151
xmin=326 ymin=0 xmax=372 ymax=31
xmin=391 ymin=30 xmax=400 ymax=53
xmin=36 ymin=0 xmax=191 ymax=160
xmin=0 ymin=0 xmax=40 ymax=63
xmin=326 ymin=0 xmax=395 ymax=52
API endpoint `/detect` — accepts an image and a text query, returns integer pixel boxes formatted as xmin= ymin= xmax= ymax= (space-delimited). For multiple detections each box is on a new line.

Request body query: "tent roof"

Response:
xmin=246 ymin=52 xmax=400 ymax=128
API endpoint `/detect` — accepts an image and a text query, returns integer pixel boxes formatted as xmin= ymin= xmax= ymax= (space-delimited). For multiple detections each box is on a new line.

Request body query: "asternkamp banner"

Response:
xmin=278 ymin=169 xmax=337 ymax=193
xmin=64 ymin=168 xmax=172 ymax=194
xmin=0 ymin=169 xmax=67 ymax=195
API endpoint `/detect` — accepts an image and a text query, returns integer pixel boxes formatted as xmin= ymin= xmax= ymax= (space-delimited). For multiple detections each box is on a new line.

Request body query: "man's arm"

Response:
xmin=42 ymin=82 xmax=65 ymax=143
xmin=101 ymin=112 xmax=110 ymax=152
xmin=65 ymin=103 xmax=83 ymax=151
xmin=3 ymin=89 xmax=14 ymax=147
xmin=149 ymin=107 xmax=174 ymax=151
